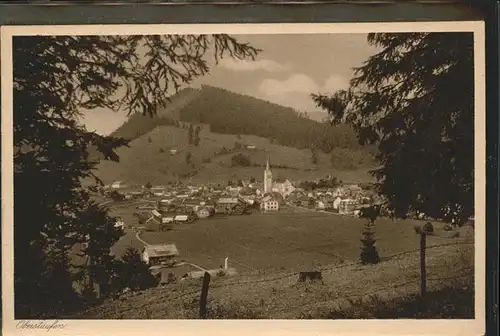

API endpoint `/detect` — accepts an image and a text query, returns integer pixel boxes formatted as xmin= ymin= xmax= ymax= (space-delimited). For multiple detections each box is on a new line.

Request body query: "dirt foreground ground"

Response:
xmin=74 ymin=237 xmax=474 ymax=319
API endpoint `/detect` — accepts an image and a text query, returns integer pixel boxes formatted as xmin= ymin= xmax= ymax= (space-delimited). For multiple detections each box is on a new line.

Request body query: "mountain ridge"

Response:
xmin=110 ymin=85 xmax=365 ymax=153
xmin=93 ymin=85 xmax=377 ymax=184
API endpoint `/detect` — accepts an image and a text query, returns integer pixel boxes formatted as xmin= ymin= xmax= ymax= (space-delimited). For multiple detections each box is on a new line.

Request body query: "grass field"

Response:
xmin=95 ymin=125 xmax=375 ymax=185
xmin=71 ymin=201 xmax=475 ymax=319
xmin=74 ymin=224 xmax=474 ymax=319
xmin=108 ymin=203 xmax=473 ymax=275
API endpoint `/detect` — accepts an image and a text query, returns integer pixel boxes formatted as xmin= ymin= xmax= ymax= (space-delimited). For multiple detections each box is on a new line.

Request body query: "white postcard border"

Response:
xmin=1 ymin=21 xmax=486 ymax=336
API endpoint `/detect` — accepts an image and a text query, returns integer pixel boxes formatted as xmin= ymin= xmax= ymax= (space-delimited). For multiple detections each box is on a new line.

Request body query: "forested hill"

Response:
xmin=110 ymin=87 xmax=202 ymax=141
xmin=179 ymin=85 xmax=364 ymax=153
xmin=110 ymin=85 xmax=368 ymax=154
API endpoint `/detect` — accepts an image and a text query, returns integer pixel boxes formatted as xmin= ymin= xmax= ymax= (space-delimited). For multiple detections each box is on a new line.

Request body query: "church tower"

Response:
xmin=264 ymin=156 xmax=273 ymax=193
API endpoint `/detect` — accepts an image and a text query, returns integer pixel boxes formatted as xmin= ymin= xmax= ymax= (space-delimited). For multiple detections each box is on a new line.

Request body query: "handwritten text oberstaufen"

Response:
xmin=16 ymin=320 xmax=66 ymax=332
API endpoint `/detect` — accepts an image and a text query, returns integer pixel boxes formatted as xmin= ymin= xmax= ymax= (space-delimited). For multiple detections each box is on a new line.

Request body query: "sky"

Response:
xmin=80 ymin=34 xmax=380 ymax=135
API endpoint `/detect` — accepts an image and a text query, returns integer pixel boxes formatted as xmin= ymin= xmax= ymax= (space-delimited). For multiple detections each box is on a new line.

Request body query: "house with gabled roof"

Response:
xmin=142 ymin=244 xmax=179 ymax=266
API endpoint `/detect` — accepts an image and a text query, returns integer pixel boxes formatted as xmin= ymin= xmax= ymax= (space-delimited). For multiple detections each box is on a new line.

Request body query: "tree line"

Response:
xmin=178 ymin=85 xmax=371 ymax=155
xmin=13 ymin=34 xmax=259 ymax=318
xmin=313 ymin=32 xmax=475 ymax=223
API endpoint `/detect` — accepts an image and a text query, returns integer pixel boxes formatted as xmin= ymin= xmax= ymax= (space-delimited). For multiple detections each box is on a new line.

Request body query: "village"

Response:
xmin=96 ymin=156 xmax=389 ymax=280
xmin=95 ymin=152 xmax=471 ymax=289
xmin=101 ymin=156 xmax=383 ymax=228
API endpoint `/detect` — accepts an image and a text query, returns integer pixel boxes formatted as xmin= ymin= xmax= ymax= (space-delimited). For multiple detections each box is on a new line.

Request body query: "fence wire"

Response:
xmin=77 ymin=240 xmax=474 ymax=318
xmin=269 ymin=270 xmax=475 ymax=316
xmin=172 ymin=240 xmax=473 ymax=301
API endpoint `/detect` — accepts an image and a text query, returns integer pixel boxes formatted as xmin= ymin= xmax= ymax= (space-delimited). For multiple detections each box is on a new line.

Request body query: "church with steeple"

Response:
xmin=262 ymin=156 xmax=296 ymax=197
xmin=264 ymin=156 xmax=273 ymax=194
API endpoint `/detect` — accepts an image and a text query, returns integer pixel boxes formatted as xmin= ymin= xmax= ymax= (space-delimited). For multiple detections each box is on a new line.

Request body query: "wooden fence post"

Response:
xmin=420 ymin=232 xmax=427 ymax=298
xmin=199 ymin=271 xmax=211 ymax=319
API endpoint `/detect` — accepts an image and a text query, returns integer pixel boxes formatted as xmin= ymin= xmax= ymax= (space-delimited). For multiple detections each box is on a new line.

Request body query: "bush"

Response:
xmin=231 ymin=153 xmax=251 ymax=167
xmin=118 ymin=247 xmax=159 ymax=291
xmin=422 ymin=222 xmax=434 ymax=234
xmin=360 ymin=221 xmax=380 ymax=264
xmin=109 ymin=190 xmax=125 ymax=201
xmin=159 ymin=147 xmax=165 ymax=153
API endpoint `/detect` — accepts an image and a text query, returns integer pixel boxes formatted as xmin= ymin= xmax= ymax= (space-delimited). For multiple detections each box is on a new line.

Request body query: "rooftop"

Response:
xmin=217 ymin=197 xmax=239 ymax=204
xmin=145 ymin=244 xmax=179 ymax=258
xmin=274 ymin=178 xmax=288 ymax=183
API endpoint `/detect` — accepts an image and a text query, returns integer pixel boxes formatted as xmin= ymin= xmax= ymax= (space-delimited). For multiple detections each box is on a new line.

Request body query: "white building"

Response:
xmin=174 ymin=215 xmax=190 ymax=222
xmin=315 ymin=201 xmax=326 ymax=210
xmin=110 ymin=181 xmax=126 ymax=189
xmin=339 ymin=199 xmax=358 ymax=215
xmin=114 ymin=218 xmax=125 ymax=230
xmin=261 ymin=200 xmax=279 ymax=212
xmin=272 ymin=178 xmax=296 ymax=198
xmin=333 ymin=187 xmax=345 ymax=198
xmin=196 ymin=208 xmax=211 ymax=219
xmin=332 ymin=196 xmax=342 ymax=210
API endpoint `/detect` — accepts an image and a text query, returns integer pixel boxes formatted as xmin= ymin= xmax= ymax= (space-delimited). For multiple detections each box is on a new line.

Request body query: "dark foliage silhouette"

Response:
xmin=313 ymin=33 xmax=474 ymax=222
xmin=13 ymin=34 xmax=258 ymax=318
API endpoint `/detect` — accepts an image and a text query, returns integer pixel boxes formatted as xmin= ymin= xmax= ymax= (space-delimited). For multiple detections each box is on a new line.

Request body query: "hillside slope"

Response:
xmin=71 ymin=242 xmax=473 ymax=319
xmin=110 ymin=88 xmax=202 ymax=141
xmin=95 ymin=124 xmax=375 ymax=185
xmin=109 ymin=85 xmax=371 ymax=154
xmin=94 ymin=85 xmax=378 ymax=184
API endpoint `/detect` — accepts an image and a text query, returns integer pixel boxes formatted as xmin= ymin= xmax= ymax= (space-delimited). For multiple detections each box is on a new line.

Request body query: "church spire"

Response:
xmin=264 ymin=155 xmax=272 ymax=194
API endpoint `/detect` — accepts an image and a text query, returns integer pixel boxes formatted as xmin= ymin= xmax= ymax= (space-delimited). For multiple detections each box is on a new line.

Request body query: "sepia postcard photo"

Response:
xmin=1 ymin=21 xmax=485 ymax=336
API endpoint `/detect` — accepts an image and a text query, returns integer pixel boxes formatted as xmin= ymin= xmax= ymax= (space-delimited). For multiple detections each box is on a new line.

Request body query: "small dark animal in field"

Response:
xmin=298 ymin=271 xmax=323 ymax=282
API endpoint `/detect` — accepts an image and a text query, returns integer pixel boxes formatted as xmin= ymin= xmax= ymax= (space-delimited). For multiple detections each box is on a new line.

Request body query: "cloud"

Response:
xmin=321 ymin=74 xmax=350 ymax=94
xmin=256 ymin=73 xmax=350 ymax=112
xmin=218 ymin=58 xmax=292 ymax=72
xmin=258 ymin=73 xmax=349 ymax=97
xmin=258 ymin=74 xmax=319 ymax=96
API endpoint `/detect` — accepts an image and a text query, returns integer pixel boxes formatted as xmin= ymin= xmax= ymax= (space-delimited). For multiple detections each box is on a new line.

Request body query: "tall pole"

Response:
xmin=199 ymin=272 xmax=211 ymax=319
xmin=420 ymin=232 xmax=427 ymax=298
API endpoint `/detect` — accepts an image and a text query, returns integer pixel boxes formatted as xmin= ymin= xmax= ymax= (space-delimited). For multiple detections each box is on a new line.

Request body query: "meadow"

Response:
xmin=95 ymin=124 xmax=375 ymax=186
xmin=109 ymin=203 xmax=472 ymax=275
xmin=75 ymin=204 xmax=474 ymax=319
